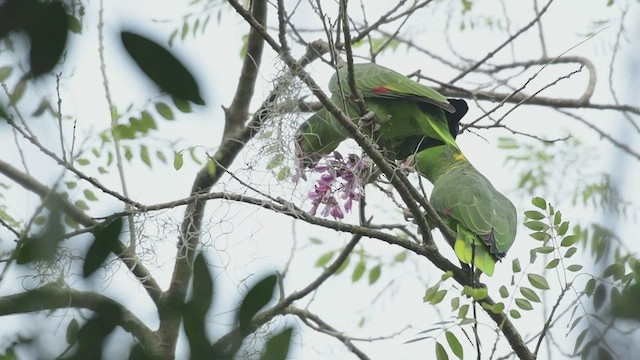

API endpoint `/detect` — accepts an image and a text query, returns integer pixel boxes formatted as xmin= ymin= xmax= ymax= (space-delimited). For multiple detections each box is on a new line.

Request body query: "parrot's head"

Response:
xmin=295 ymin=110 xmax=342 ymax=177
xmin=445 ymin=98 xmax=469 ymax=136
xmin=295 ymin=116 xmax=323 ymax=172
xmin=414 ymin=145 xmax=465 ymax=182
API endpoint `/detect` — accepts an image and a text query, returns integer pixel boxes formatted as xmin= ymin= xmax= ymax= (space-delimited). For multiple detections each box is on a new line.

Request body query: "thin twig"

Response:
xmin=449 ymin=0 xmax=555 ymax=84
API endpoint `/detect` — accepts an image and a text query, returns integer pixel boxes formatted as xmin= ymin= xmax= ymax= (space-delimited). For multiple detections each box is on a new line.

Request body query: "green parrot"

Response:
xmin=414 ymin=145 xmax=517 ymax=276
xmin=296 ymin=63 xmax=468 ymax=169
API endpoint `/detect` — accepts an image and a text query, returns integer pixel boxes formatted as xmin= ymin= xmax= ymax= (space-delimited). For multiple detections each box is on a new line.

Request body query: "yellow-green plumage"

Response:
xmin=415 ymin=145 xmax=517 ymax=276
xmin=296 ymin=63 xmax=467 ymax=167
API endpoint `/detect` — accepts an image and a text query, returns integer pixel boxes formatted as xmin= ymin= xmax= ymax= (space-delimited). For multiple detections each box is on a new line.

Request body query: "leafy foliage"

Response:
xmin=121 ymin=31 xmax=205 ymax=105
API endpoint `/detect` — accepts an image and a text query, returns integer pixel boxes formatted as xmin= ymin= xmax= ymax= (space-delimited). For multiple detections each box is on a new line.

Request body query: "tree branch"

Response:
xmin=226 ymin=2 xmax=535 ymax=358
xmin=0 ymin=158 xmax=163 ymax=305
xmin=0 ymin=284 xmax=159 ymax=357
xmin=225 ymin=0 xmax=268 ymax=138
xmin=159 ymin=1 xmax=332 ymax=355
xmin=286 ymin=307 xmax=372 ymax=360
xmin=449 ymin=0 xmax=555 ymax=84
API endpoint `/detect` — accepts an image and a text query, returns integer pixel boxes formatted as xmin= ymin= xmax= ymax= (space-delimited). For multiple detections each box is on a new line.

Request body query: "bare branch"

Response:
xmin=225 ymin=0 xmax=268 ymax=137
xmin=287 ymin=307 xmax=372 ymax=360
xmin=449 ymin=0 xmax=555 ymax=84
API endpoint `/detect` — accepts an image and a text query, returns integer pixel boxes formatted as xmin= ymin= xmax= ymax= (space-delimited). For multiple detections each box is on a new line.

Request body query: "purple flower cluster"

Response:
xmin=304 ymin=152 xmax=369 ymax=219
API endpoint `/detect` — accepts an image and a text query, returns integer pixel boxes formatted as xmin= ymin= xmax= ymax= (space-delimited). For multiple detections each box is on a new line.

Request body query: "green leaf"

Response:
xmin=83 ymin=217 xmax=123 ymax=277
xmin=603 ymin=263 xmax=624 ymax=279
xmin=524 ymin=210 xmax=545 ymax=220
xmin=569 ymin=316 xmax=583 ymax=333
xmin=458 ymin=304 xmax=469 ymax=318
xmin=561 ymin=235 xmax=580 ymax=247
xmin=260 ymin=327 xmax=293 ymax=360
xmin=553 ymin=211 xmax=562 ymax=225
xmin=545 ymin=258 xmax=560 ymax=269
xmin=180 ymin=22 xmax=189 ymax=40
xmin=573 ymin=329 xmax=588 ymax=354
xmin=26 ymin=1 xmax=69 ymax=76
xmin=481 ymin=302 xmax=504 ymax=314
xmin=315 ymin=251 xmax=334 ymax=267
xmin=84 ymin=189 xmax=98 ymax=202
xmin=528 ymin=274 xmax=550 ymax=290
xmin=450 ymin=297 xmax=460 ymax=310
xmin=430 ymin=290 xmax=447 ymax=305
xmin=156 ymin=150 xmax=167 ymax=163
xmin=557 ymin=221 xmax=569 ymax=236
xmin=564 ymin=247 xmax=577 ymax=258
xmin=567 ymin=264 xmax=583 ymax=272
xmin=266 ymin=154 xmax=284 ymax=170
xmin=124 ymin=147 xmax=133 ymax=161
xmin=515 ymin=298 xmax=533 ymax=311
xmin=533 ymin=246 xmax=554 ymax=254
xmin=520 ymin=287 xmax=541 ymax=302
xmin=441 ymin=271 xmax=453 ymax=281
xmin=140 ymin=111 xmax=157 ymax=131
xmin=530 ymin=231 xmax=551 ymax=241
xmin=276 ymin=167 xmax=291 ymax=181
xmin=16 ymin=205 xmax=65 ymax=264
xmin=121 ymin=31 xmax=205 ymax=104
xmin=309 ymin=237 xmax=323 ymax=245
xmin=0 ymin=104 xmax=8 ymax=120
xmin=584 ymin=278 xmax=596 ymax=296
xmin=0 ymin=66 xmax=12 ymax=81
xmin=368 ymin=265 xmax=381 ymax=285
xmin=237 ymin=274 xmax=277 ymax=331
xmin=352 ymin=260 xmax=365 ymax=282
xmin=173 ymin=152 xmax=184 ymax=170
xmin=183 ymin=252 xmax=214 ymax=358
xmin=10 ymin=79 xmax=27 ymax=105
xmin=76 ymin=158 xmax=90 ymax=166
xmin=524 ymin=221 xmax=548 ymax=231
xmin=334 ymin=256 xmax=350 ymax=275
xmin=173 ymin=96 xmax=193 ymax=113
xmin=512 ymin=258 xmax=521 ymax=273
xmin=394 ymin=251 xmax=407 ymax=262
xmin=531 ymin=197 xmax=546 ymax=210
xmin=66 ymin=318 xmax=79 ymax=345
xmin=445 ymin=331 xmax=463 ymax=360
xmin=74 ymin=200 xmax=89 ymax=211
xmin=424 ymin=283 xmax=440 ymax=302
xmin=499 ymin=286 xmax=509 ymax=298
xmin=140 ymin=145 xmax=151 ymax=167
xmin=67 ymin=15 xmax=82 ymax=33
xmin=155 ymin=102 xmax=175 ymax=120
xmin=462 ymin=286 xmax=487 ymax=301
xmin=435 ymin=342 xmax=449 ymax=360
xmin=509 ymin=309 xmax=521 ymax=319
xmin=593 ymin=284 xmax=606 ymax=311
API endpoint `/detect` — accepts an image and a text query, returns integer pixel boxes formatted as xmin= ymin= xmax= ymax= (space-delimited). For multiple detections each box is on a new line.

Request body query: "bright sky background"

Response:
xmin=1 ymin=0 xmax=639 ymax=359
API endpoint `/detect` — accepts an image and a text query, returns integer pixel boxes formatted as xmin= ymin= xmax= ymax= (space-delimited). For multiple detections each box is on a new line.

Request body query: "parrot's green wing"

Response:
xmin=415 ymin=145 xmax=517 ymax=276
xmin=328 ymin=63 xmax=460 ymax=153
xmin=328 ymin=63 xmax=455 ymax=112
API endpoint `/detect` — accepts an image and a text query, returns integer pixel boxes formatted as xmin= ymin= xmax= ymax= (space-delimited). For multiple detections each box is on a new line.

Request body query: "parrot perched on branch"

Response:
xmin=295 ymin=63 xmax=468 ymax=169
xmin=414 ymin=145 xmax=517 ymax=276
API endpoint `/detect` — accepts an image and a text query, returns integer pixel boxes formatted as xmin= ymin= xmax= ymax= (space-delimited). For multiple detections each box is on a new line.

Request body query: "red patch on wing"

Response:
xmin=372 ymin=86 xmax=390 ymax=93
